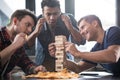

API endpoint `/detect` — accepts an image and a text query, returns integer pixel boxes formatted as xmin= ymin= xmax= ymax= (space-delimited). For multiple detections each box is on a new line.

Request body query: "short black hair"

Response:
xmin=41 ymin=0 xmax=60 ymax=9
xmin=78 ymin=15 xmax=102 ymax=28
xmin=8 ymin=9 xmax=37 ymax=26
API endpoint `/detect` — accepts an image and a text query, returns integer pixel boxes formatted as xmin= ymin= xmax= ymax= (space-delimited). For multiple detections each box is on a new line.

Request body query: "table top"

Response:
xmin=11 ymin=71 xmax=120 ymax=80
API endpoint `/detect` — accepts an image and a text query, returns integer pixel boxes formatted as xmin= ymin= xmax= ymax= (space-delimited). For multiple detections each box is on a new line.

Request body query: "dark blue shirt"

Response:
xmin=91 ymin=26 xmax=120 ymax=76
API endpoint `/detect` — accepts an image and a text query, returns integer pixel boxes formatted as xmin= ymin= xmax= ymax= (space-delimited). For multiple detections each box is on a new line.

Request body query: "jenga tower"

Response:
xmin=55 ymin=35 xmax=67 ymax=71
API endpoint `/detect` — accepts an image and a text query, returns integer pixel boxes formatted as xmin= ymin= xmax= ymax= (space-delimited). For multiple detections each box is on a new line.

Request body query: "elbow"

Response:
xmin=111 ymin=46 xmax=120 ymax=63
xmin=109 ymin=52 xmax=120 ymax=63
xmin=110 ymin=59 xmax=118 ymax=63
xmin=113 ymin=51 xmax=120 ymax=63
xmin=114 ymin=55 xmax=120 ymax=63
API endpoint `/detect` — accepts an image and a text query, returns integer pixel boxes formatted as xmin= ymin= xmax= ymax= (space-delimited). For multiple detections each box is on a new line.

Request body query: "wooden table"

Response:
xmin=11 ymin=71 xmax=120 ymax=80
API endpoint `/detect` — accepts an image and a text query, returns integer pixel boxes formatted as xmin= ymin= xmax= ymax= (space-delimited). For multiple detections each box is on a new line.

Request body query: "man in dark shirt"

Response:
xmin=0 ymin=9 xmax=46 ymax=80
xmin=35 ymin=0 xmax=85 ymax=71
xmin=64 ymin=15 xmax=120 ymax=77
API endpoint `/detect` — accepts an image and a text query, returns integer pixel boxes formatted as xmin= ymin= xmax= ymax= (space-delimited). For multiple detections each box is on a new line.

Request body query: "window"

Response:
xmin=4 ymin=0 xmax=25 ymax=12
xmin=75 ymin=0 xmax=116 ymax=30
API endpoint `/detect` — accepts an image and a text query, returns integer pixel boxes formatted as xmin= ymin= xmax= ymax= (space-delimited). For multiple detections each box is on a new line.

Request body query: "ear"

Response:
xmin=12 ymin=17 xmax=18 ymax=25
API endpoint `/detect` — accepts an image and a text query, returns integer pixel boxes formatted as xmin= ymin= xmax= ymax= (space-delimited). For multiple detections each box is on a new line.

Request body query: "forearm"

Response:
xmin=27 ymin=31 xmax=38 ymax=47
xmin=64 ymin=59 xmax=83 ymax=73
xmin=64 ymin=60 xmax=95 ymax=73
xmin=0 ymin=43 xmax=17 ymax=66
xmin=77 ymin=49 xmax=117 ymax=63
xmin=27 ymin=18 xmax=45 ymax=47
xmin=69 ymin=27 xmax=83 ymax=44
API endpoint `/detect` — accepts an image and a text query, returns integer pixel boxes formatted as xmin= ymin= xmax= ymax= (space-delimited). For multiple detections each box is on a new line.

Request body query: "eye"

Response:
xmin=47 ymin=12 xmax=60 ymax=16
xmin=47 ymin=13 xmax=52 ymax=16
xmin=53 ymin=12 xmax=60 ymax=16
xmin=25 ymin=23 xmax=31 ymax=27
xmin=80 ymin=25 xmax=84 ymax=30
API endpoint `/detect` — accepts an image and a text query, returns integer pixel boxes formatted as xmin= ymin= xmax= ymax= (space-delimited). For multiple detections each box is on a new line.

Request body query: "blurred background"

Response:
xmin=0 ymin=0 xmax=119 ymax=52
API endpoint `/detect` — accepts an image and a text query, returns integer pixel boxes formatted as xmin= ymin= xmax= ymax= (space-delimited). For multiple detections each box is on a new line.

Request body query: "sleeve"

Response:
xmin=0 ymin=34 xmax=3 ymax=72
xmin=0 ymin=56 xmax=2 ymax=73
xmin=35 ymin=37 xmax=44 ymax=65
xmin=16 ymin=48 xmax=37 ymax=75
xmin=106 ymin=27 xmax=120 ymax=46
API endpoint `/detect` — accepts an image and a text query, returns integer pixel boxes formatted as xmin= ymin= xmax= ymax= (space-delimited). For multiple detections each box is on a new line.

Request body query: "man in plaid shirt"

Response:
xmin=0 ymin=9 xmax=46 ymax=80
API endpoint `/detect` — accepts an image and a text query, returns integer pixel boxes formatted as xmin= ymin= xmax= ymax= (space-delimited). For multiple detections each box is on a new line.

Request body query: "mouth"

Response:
xmin=49 ymin=21 xmax=56 ymax=25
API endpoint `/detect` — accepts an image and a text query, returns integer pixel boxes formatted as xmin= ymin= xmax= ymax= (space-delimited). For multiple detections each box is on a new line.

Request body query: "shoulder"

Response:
xmin=107 ymin=26 xmax=120 ymax=36
xmin=106 ymin=26 xmax=120 ymax=45
xmin=62 ymin=13 xmax=75 ymax=19
xmin=108 ymin=26 xmax=120 ymax=32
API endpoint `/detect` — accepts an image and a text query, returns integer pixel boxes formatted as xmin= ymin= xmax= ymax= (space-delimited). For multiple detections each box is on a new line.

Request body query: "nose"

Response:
xmin=28 ymin=27 xmax=32 ymax=33
xmin=80 ymin=29 xmax=84 ymax=35
xmin=50 ymin=15 xmax=55 ymax=20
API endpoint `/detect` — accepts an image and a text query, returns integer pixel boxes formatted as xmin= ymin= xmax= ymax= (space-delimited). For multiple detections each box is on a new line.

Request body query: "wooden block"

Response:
xmin=55 ymin=35 xmax=67 ymax=71
xmin=55 ymin=35 xmax=67 ymax=42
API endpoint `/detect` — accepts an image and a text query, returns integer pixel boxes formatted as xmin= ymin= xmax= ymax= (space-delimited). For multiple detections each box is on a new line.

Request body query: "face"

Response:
xmin=78 ymin=19 xmax=97 ymax=41
xmin=15 ymin=15 xmax=35 ymax=35
xmin=42 ymin=6 xmax=61 ymax=27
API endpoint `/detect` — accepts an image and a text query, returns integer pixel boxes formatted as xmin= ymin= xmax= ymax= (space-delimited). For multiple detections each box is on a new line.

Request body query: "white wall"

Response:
xmin=0 ymin=0 xmax=13 ymax=18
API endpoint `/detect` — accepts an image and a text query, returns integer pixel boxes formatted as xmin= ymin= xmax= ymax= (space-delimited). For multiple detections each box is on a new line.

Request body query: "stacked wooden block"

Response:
xmin=55 ymin=35 xmax=67 ymax=71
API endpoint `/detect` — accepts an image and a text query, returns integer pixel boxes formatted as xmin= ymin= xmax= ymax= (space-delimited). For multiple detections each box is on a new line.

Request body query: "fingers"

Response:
xmin=39 ymin=66 xmax=47 ymax=72
xmin=12 ymin=33 xmax=28 ymax=49
xmin=37 ymin=18 xmax=46 ymax=25
xmin=61 ymin=14 xmax=70 ymax=21
xmin=33 ymin=18 xmax=46 ymax=34
xmin=48 ymin=43 xmax=56 ymax=57
xmin=16 ymin=33 xmax=27 ymax=41
xmin=20 ymin=33 xmax=28 ymax=41
xmin=65 ymin=42 xmax=71 ymax=51
xmin=34 ymin=65 xmax=47 ymax=72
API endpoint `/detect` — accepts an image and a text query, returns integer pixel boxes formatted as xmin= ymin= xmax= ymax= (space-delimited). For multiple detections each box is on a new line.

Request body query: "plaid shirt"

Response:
xmin=0 ymin=27 xmax=37 ymax=79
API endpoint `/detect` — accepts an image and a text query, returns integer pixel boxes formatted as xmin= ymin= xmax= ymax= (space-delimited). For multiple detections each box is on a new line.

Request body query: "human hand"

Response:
xmin=12 ymin=33 xmax=27 ymax=49
xmin=34 ymin=65 xmax=47 ymax=73
xmin=48 ymin=43 xmax=56 ymax=57
xmin=34 ymin=18 xmax=46 ymax=35
xmin=61 ymin=14 xmax=72 ymax=30
xmin=65 ymin=42 xmax=80 ymax=57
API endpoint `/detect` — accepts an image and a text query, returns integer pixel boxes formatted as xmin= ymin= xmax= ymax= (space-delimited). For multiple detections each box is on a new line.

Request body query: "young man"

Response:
xmin=64 ymin=15 xmax=120 ymax=76
xmin=35 ymin=0 xmax=85 ymax=71
xmin=0 ymin=9 xmax=46 ymax=80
